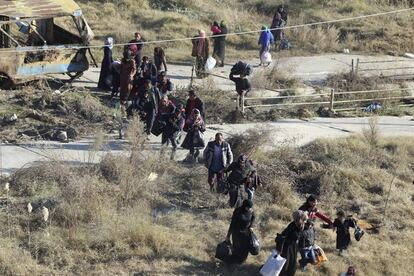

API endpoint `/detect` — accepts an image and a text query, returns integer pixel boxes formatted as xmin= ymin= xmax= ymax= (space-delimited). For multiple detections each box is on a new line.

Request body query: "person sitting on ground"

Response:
xmin=128 ymin=32 xmax=144 ymax=69
xmin=299 ymin=195 xmax=333 ymax=225
xmin=225 ymin=154 xmax=255 ymax=208
xmin=119 ymin=50 xmax=137 ymax=105
xmin=299 ymin=220 xmax=316 ymax=272
xmin=229 ymin=71 xmax=251 ymax=109
xmin=333 ymin=209 xmax=356 ymax=255
xmin=140 ymin=56 xmax=158 ymax=85
xmin=185 ymin=89 xmax=205 ymax=120
xmin=191 ymin=30 xmax=210 ymax=77
xmin=153 ymin=46 xmax=167 ymax=72
xmin=98 ymin=37 xmax=114 ymax=91
xmin=225 ymin=199 xmax=255 ymax=264
xmin=275 ymin=210 xmax=308 ymax=276
xmin=258 ymin=26 xmax=274 ymax=65
xmin=157 ymin=71 xmax=174 ymax=97
xmin=181 ymin=109 xmax=206 ymax=162
xmin=203 ymin=133 xmax=233 ymax=191
xmin=161 ymin=107 xmax=185 ymax=160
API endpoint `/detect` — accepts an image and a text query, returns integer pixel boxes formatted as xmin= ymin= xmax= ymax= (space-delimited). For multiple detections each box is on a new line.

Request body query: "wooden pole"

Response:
xmin=356 ymin=58 xmax=360 ymax=76
xmin=236 ymin=95 xmax=239 ymax=110
xmin=190 ymin=64 xmax=195 ymax=89
xmin=329 ymin=89 xmax=335 ymax=112
xmin=241 ymin=94 xmax=245 ymax=113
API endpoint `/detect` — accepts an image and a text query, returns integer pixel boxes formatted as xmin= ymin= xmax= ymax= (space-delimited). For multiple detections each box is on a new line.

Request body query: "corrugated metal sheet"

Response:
xmin=0 ymin=0 xmax=81 ymax=19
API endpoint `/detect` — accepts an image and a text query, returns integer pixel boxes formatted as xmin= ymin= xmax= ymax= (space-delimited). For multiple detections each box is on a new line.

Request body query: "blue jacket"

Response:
xmin=258 ymin=29 xmax=274 ymax=47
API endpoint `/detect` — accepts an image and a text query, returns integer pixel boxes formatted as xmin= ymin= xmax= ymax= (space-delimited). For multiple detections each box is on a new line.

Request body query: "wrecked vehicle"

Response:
xmin=0 ymin=0 xmax=94 ymax=87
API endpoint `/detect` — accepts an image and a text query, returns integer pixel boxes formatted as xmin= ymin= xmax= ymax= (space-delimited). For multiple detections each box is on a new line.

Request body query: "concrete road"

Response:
xmin=68 ymin=53 xmax=414 ymax=91
xmin=1 ymin=116 xmax=413 ymax=174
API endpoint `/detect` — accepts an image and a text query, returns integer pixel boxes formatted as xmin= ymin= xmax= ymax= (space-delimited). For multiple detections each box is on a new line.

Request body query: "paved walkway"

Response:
xmin=1 ymin=116 xmax=413 ymax=174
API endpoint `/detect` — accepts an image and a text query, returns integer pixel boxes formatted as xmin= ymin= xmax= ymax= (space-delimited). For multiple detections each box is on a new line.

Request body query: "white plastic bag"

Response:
xmin=260 ymin=51 xmax=272 ymax=65
xmin=260 ymin=250 xmax=286 ymax=276
xmin=205 ymin=56 xmax=216 ymax=72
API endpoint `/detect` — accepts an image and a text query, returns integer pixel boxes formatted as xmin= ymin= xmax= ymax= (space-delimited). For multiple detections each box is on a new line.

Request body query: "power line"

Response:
xmin=0 ymin=7 xmax=413 ymax=54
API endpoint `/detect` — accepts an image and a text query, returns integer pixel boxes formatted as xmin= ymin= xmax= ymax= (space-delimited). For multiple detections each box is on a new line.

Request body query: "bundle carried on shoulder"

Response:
xmin=231 ymin=61 xmax=253 ymax=76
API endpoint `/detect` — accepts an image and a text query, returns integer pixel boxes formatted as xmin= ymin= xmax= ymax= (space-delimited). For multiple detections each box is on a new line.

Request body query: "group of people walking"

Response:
xmin=219 ymin=194 xmax=362 ymax=276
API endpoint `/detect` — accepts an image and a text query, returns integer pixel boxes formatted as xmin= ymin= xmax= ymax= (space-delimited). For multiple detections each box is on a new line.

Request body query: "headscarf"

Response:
xmin=197 ymin=30 xmax=206 ymax=56
xmin=186 ymin=108 xmax=204 ymax=127
xmin=105 ymin=37 xmax=113 ymax=50
xmin=242 ymin=199 xmax=253 ymax=210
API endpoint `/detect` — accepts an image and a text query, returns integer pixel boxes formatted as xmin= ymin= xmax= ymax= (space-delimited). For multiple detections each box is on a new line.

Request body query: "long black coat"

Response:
xmin=98 ymin=47 xmax=113 ymax=90
xmin=216 ymin=26 xmax=227 ymax=61
xmin=228 ymin=207 xmax=255 ymax=264
xmin=333 ymin=218 xmax=356 ymax=250
xmin=276 ymin=222 xmax=303 ymax=276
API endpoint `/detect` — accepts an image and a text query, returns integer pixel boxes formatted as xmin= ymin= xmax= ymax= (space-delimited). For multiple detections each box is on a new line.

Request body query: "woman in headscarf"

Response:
xmin=258 ymin=26 xmax=274 ymax=65
xmin=225 ymin=199 xmax=255 ymax=264
xmin=98 ymin=37 xmax=114 ymax=91
xmin=275 ymin=210 xmax=308 ymax=276
xmin=119 ymin=50 xmax=137 ymax=104
xmin=191 ymin=30 xmax=210 ymax=77
xmin=181 ymin=108 xmax=206 ymax=162
xmin=216 ymin=21 xmax=228 ymax=67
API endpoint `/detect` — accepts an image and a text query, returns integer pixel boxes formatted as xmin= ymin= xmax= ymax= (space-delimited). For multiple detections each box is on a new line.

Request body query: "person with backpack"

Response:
xmin=225 ymin=154 xmax=255 ymax=207
xmin=299 ymin=195 xmax=333 ymax=225
xmin=153 ymin=46 xmax=167 ymax=73
xmin=203 ymin=133 xmax=233 ymax=191
xmin=191 ymin=30 xmax=210 ymax=77
xmin=244 ymin=160 xmax=260 ymax=201
xmin=332 ymin=209 xmax=357 ymax=255
xmin=225 ymin=199 xmax=255 ymax=264
xmin=229 ymin=70 xmax=251 ymax=109
xmin=181 ymin=109 xmax=206 ymax=162
xmin=275 ymin=210 xmax=308 ymax=276
xmin=161 ymin=107 xmax=185 ymax=160
xmin=128 ymin=32 xmax=144 ymax=70
xmin=97 ymin=37 xmax=114 ymax=91
xmin=258 ymin=26 xmax=274 ymax=66
xmin=298 ymin=221 xmax=316 ymax=272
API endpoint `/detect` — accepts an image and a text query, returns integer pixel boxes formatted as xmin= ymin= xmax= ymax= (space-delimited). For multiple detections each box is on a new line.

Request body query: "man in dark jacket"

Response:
xmin=129 ymin=88 xmax=157 ymax=135
xmin=161 ymin=108 xmax=185 ymax=160
xmin=185 ymin=89 xmax=205 ymax=119
xmin=215 ymin=21 xmax=228 ymax=67
xmin=225 ymin=154 xmax=255 ymax=207
xmin=203 ymin=133 xmax=233 ymax=191
xmin=230 ymin=72 xmax=251 ymax=109
xmin=140 ymin=56 xmax=158 ymax=85
xmin=157 ymin=71 xmax=174 ymax=96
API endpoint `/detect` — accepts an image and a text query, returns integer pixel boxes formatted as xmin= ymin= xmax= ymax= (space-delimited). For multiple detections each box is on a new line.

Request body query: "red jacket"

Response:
xmin=299 ymin=203 xmax=333 ymax=225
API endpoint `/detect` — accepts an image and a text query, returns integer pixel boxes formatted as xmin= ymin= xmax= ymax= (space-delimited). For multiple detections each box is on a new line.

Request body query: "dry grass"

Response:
xmin=1 ymin=126 xmax=413 ymax=274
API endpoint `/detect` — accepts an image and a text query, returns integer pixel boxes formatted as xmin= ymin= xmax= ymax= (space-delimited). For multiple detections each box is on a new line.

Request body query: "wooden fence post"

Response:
xmin=241 ymin=94 xmax=245 ymax=113
xmin=351 ymin=59 xmax=354 ymax=75
xmin=355 ymin=58 xmax=360 ymax=76
xmin=329 ymin=89 xmax=335 ymax=112
xmin=236 ymin=95 xmax=239 ymax=110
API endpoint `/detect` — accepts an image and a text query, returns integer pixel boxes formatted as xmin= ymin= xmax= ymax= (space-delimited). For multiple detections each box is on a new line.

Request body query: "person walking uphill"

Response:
xmin=154 ymin=46 xmax=167 ymax=73
xmin=258 ymin=26 xmax=274 ymax=65
xmin=119 ymin=50 xmax=137 ymax=104
xmin=191 ymin=30 xmax=210 ymax=77
xmin=275 ymin=210 xmax=308 ymax=276
xmin=216 ymin=21 xmax=228 ymax=67
xmin=225 ymin=154 xmax=255 ymax=207
xmin=129 ymin=32 xmax=144 ymax=70
xmin=181 ymin=109 xmax=206 ymax=162
xmin=225 ymin=199 xmax=255 ymax=264
xmin=98 ymin=37 xmax=114 ymax=91
xmin=161 ymin=107 xmax=185 ymax=160
xmin=203 ymin=133 xmax=233 ymax=191
xmin=185 ymin=90 xmax=205 ymax=119
xmin=299 ymin=195 xmax=333 ymax=225
xmin=333 ymin=209 xmax=357 ymax=255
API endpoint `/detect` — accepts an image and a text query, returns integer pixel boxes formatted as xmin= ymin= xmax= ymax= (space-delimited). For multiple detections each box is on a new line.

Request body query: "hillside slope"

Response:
xmin=79 ymin=0 xmax=414 ymax=62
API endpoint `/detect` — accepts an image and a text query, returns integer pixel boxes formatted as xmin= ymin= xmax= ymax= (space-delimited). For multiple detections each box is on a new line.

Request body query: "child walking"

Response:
xmin=299 ymin=220 xmax=316 ymax=271
xmin=333 ymin=209 xmax=356 ymax=255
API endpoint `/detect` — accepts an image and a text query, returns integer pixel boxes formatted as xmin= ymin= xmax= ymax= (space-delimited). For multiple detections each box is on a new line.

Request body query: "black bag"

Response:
xmin=151 ymin=120 xmax=166 ymax=136
xmin=354 ymin=227 xmax=364 ymax=241
xmin=215 ymin=241 xmax=232 ymax=262
xmin=216 ymin=178 xmax=229 ymax=194
xmin=249 ymin=229 xmax=261 ymax=255
xmin=230 ymin=61 xmax=253 ymax=76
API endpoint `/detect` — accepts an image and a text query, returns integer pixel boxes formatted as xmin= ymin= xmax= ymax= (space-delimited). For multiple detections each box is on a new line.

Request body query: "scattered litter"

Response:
xmin=55 ymin=130 xmax=68 ymax=142
xmin=403 ymin=53 xmax=414 ymax=59
xmin=148 ymin=172 xmax=158 ymax=182
xmin=343 ymin=48 xmax=350 ymax=54
xmin=53 ymin=90 xmax=61 ymax=95
xmin=5 ymin=113 xmax=18 ymax=123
